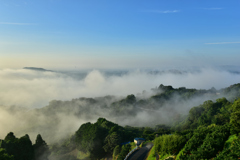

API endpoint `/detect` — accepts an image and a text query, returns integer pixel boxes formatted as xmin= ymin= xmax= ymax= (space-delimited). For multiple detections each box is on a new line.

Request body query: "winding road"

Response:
xmin=127 ymin=143 xmax=153 ymax=160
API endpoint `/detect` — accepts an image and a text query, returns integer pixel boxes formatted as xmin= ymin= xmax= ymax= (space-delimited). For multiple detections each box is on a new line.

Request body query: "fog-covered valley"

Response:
xmin=1 ymin=67 xmax=240 ymax=144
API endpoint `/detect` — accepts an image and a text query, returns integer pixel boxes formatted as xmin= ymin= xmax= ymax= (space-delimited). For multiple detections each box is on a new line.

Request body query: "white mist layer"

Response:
xmin=0 ymin=68 xmax=240 ymax=108
xmin=0 ymin=68 xmax=240 ymax=142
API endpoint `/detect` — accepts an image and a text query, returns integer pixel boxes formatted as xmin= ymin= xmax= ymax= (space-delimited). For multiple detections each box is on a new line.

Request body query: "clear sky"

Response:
xmin=0 ymin=0 xmax=239 ymax=70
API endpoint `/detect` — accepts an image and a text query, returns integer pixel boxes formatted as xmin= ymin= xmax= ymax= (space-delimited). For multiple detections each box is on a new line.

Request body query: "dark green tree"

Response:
xmin=117 ymin=144 xmax=131 ymax=160
xmin=215 ymin=135 xmax=240 ymax=159
xmin=33 ymin=134 xmax=50 ymax=160
xmin=0 ymin=148 xmax=14 ymax=160
xmin=103 ymin=132 xmax=121 ymax=153
xmin=18 ymin=134 xmax=34 ymax=160
xmin=230 ymin=99 xmax=240 ymax=134
xmin=126 ymin=94 xmax=136 ymax=104
xmin=75 ymin=120 xmax=107 ymax=159
xmin=3 ymin=132 xmax=34 ymax=160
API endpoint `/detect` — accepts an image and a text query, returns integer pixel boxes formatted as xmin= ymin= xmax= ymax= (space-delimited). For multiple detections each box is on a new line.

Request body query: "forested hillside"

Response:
xmin=1 ymin=83 xmax=240 ymax=160
xmin=17 ymin=83 xmax=240 ymax=143
xmin=153 ymin=97 xmax=240 ymax=159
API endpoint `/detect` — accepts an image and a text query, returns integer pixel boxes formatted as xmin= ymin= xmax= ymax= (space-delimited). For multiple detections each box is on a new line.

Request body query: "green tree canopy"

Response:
xmin=33 ymin=134 xmax=50 ymax=160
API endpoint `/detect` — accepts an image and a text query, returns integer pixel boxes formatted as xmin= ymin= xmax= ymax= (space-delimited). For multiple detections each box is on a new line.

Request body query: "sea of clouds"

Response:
xmin=0 ymin=68 xmax=240 ymax=108
xmin=0 ymin=67 xmax=240 ymax=142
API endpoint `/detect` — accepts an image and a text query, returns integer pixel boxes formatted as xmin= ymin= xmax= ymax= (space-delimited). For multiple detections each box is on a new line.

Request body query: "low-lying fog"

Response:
xmin=0 ymin=67 xmax=240 ymax=143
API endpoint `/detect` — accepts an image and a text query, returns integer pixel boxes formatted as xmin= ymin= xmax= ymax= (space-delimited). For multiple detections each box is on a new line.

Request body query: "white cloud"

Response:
xmin=203 ymin=7 xmax=223 ymax=10
xmin=205 ymin=42 xmax=240 ymax=45
xmin=144 ymin=10 xmax=180 ymax=13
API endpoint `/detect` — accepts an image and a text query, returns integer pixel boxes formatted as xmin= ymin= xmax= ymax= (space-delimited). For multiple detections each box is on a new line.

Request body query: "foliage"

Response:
xmin=74 ymin=118 xmax=139 ymax=159
xmin=49 ymin=134 xmax=76 ymax=155
xmin=221 ymin=83 xmax=240 ymax=101
xmin=77 ymin=150 xmax=90 ymax=160
xmin=159 ymin=154 xmax=172 ymax=160
xmin=2 ymin=83 xmax=240 ymax=160
xmin=2 ymin=132 xmax=34 ymax=160
xmin=0 ymin=132 xmax=50 ymax=160
xmin=48 ymin=96 xmax=240 ymax=160
xmin=75 ymin=121 xmax=106 ymax=159
xmin=178 ymin=124 xmax=230 ymax=159
xmin=129 ymin=142 xmax=136 ymax=150
xmin=147 ymin=145 xmax=156 ymax=160
xmin=117 ymin=144 xmax=131 ymax=160
xmin=173 ymin=97 xmax=232 ymax=131
xmin=0 ymin=148 xmax=14 ymax=160
xmin=154 ymin=134 xmax=186 ymax=156
xmin=223 ymin=134 xmax=238 ymax=149
xmin=34 ymin=134 xmax=50 ymax=160
xmin=103 ymin=132 xmax=121 ymax=153
xmin=230 ymin=98 xmax=240 ymax=134
xmin=215 ymin=135 xmax=240 ymax=159
xmin=112 ymin=145 xmax=121 ymax=160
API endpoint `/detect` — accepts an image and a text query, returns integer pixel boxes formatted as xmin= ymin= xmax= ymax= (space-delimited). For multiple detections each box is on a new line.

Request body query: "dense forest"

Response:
xmin=0 ymin=133 xmax=50 ymax=160
xmin=1 ymin=83 xmax=240 ymax=159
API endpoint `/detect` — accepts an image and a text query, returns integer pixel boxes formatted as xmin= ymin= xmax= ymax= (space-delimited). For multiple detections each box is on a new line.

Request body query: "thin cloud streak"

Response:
xmin=144 ymin=10 xmax=180 ymax=14
xmin=205 ymin=42 xmax=240 ymax=45
xmin=0 ymin=22 xmax=37 ymax=25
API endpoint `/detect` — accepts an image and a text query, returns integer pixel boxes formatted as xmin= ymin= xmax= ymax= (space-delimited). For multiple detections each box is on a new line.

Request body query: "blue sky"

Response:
xmin=0 ymin=0 xmax=239 ymax=69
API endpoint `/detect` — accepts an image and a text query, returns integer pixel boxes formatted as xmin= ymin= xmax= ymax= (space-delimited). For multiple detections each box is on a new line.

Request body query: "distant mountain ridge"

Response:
xmin=23 ymin=67 xmax=53 ymax=72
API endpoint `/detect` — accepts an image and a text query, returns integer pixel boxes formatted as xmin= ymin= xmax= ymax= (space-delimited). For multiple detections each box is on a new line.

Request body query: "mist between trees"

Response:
xmin=0 ymin=68 xmax=240 ymax=144
xmin=1 ymin=68 xmax=240 ymax=160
